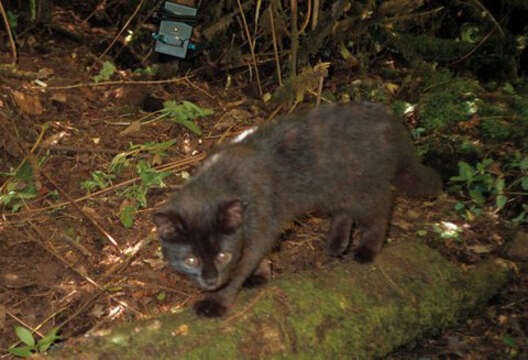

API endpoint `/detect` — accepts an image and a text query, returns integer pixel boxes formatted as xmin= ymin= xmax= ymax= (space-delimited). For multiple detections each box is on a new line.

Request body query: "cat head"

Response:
xmin=153 ymin=197 xmax=246 ymax=291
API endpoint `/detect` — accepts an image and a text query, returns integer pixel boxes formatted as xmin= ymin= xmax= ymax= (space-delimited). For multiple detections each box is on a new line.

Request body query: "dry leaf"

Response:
xmin=51 ymin=92 xmax=67 ymax=103
xmin=42 ymin=131 xmax=68 ymax=148
xmin=407 ymin=209 xmax=420 ymax=219
xmin=172 ymin=324 xmax=189 ymax=336
xmin=12 ymin=90 xmax=44 ymax=115
xmin=393 ymin=219 xmax=412 ymax=231
xmin=82 ymin=206 xmax=100 ymax=219
xmin=120 ymin=121 xmax=142 ymax=135
xmin=90 ymin=304 xmax=105 ymax=318
xmin=0 ymin=304 xmax=5 ymax=330
xmin=466 ymin=244 xmax=493 ymax=254
xmin=385 ymin=82 xmax=399 ymax=94
xmin=152 ymin=153 xmax=163 ymax=166
xmin=38 ymin=67 xmax=54 ymax=78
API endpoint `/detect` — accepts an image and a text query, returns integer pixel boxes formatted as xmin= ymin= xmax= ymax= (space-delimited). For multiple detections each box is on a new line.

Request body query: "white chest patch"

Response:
xmin=231 ymin=126 xmax=257 ymax=143
xmin=202 ymin=153 xmax=222 ymax=169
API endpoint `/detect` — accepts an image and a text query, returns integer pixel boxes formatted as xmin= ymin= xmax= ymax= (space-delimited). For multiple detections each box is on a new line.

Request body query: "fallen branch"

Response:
xmin=49 ymin=241 xmax=512 ymax=359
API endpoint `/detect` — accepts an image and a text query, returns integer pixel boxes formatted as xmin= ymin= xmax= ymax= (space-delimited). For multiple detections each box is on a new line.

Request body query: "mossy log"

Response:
xmin=51 ymin=241 xmax=511 ymax=359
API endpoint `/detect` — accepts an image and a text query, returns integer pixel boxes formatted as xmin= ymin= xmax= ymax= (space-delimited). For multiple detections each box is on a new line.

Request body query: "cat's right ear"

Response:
xmin=153 ymin=211 xmax=184 ymax=241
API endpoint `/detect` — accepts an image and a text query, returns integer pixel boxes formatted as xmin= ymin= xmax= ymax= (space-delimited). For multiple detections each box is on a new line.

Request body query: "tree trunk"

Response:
xmin=50 ymin=241 xmax=512 ymax=359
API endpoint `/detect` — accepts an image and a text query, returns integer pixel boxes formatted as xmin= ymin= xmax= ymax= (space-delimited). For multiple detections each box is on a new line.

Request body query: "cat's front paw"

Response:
xmin=353 ymin=246 xmax=377 ymax=263
xmin=242 ymin=274 xmax=268 ymax=288
xmin=194 ymin=298 xmax=227 ymax=317
xmin=328 ymin=241 xmax=348 ymax=257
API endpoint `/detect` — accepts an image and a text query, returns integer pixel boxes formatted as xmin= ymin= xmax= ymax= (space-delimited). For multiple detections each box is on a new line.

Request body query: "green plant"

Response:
xmin=81 ymin=139 xmax=176 ymax=227
xmin=8 ymin=326 xmax=60 ymax=357
xmin=449 ymin=155 xmax=528 ymax=223
xmin=93 ymin=61 xmax=116 ymax=83
xmin=7 ymin=10 xmax=19 ymax=29
xmin=109 ymin=139 xmax=177 ymax=174
xmin=157 ymin=100 xmax=213 ymax=135
xmin=450 ymin=159 xmax=504 ymax=207
xmin=134 ymin=65 xmax=159 ymax=75
xmin=117 ymin=160 xmax=170 ymax=227
xmin=80 ymin=170 xmax=116 ymax=193
xmin=0 ymin=161 xmax=39 ymax=212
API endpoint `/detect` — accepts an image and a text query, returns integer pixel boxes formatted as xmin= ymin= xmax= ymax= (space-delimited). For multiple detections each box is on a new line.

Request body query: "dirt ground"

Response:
xmin=0 ymin=43 xmax=527 ymax=359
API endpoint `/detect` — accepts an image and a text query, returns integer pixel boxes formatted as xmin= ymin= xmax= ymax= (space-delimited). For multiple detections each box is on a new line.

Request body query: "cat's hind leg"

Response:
xmin=243 ymin=258 xmax=271 ymax=288
xmin=353 ymin=189 xmax=392 ymax=263
xmin=327 ymin=211 xmax=354 ymax=257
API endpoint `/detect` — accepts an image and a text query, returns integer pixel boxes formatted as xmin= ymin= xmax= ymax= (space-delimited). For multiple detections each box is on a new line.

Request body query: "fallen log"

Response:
xmin=50 ymin=241 xmax=512 ymax=359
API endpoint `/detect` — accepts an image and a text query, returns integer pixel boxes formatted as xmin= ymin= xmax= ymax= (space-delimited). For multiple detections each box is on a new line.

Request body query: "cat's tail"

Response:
xmin=393 ymin=160 xmax=443 ymax=199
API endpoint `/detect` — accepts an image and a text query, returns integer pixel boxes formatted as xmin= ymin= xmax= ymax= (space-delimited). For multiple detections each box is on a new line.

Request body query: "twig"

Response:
xmin=288 ymin=99 xmax=299 ymax=113
xmin=450 ymin=28 xmax=494 ymax=65
xmin=27 ymin=224 xmax=105 ymax=290
xmin=298 ymin=0 xmax=311 ymax=35
xmin=6 ymin=310 xmax=44 ymax=338
xmin=469 ymin=0 xmax=504 ymax=37
xmin=99 ymin=232 xmax=157 ymax=282
xmin=381 ymin=6 xmax=444 ymax=24
xmin=82 ymin=0 xmax=107 ymax=24
xmin=236 ymin=0 xmax=263 ymax=96
xmin=316 ymin=74 xmax=324 ymax=106
xmin=93 ymin=0 xmax=147 ymax=67
xmin=290 ymin=0 xmax=298 ymax=78
xmin=253 ymin=0 xmax=263 ymax=48
xmin=267 ymin=103 xmax=285 ymax=121
xmin=29 ymin=76 xmax=189 ymax=91
xmin=28 ymin=224 xmax=147 ymax=320
xmin=0 ymin=153 xmax=206 ymax=219
xmin=0 ymin=123 xmax=49 ymax=194
xmin=223 ymin=288 xmax=269 ymax=324
xmin=41 ymin=170 xmax=121 ymax=251
xmin=184 ymin=77 xmax=216 ymax=101
xmin=308 ymin=89 xmax=332 ymax=104
xmin=311 ymin=0 xmax=319 ymax=30
xmin=62 ymin=234 xmax=94 ymax=259
xmin=7 ymin=306 xmax=69 ymax=351
xmin=377 ymin=263 xmax=412 ymax=301
xmin=269 ymin=3 xmax=283 ymax=87
xmin=0 ymin=0 xmax=17 ymax=65
xmin=40 ymin=145 xmax=123 ymax=155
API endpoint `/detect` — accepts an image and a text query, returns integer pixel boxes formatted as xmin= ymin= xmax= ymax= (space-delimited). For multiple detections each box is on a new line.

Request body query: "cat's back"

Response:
xmin=245 ymin=103 xmax=397 ymax=149
xmin=196 ymin=103 xmax=404 ymax=182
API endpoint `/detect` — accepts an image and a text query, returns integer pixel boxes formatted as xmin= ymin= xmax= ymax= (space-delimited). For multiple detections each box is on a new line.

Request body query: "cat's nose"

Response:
xmin=201 ymin=277 xmax=218 ymax=289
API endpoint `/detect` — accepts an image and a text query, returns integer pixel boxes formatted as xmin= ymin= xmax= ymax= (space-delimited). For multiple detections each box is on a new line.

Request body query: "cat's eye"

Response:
xmin=215 ymin=252 xmax=231 ymax=264
xmin=183 ymin=257 xmax=199 ymax=267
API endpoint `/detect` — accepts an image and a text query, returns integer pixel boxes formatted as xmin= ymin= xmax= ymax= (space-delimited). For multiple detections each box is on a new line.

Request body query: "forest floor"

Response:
xmin=0 ymin=41 xmax=527 ymax=359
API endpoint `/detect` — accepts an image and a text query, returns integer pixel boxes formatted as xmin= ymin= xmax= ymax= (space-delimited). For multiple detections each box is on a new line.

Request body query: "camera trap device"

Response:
xmin=153 ymin=2 xmax=198 ymax=59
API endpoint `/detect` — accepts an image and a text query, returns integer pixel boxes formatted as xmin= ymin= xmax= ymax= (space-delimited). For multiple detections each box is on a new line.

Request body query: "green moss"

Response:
xmin=415 ymin=67 xmax=480 ymax=131
xmin=50 ymin=243 xmax=511 ymax=360
xmin=394 ymin=34 xmax=473 ymax=63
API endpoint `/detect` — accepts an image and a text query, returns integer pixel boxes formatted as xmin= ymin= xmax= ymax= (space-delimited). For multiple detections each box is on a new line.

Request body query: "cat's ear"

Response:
xmin=153 ymin=210 xmax=185 ymax=240
xmin=218 ymin=200 xmax=246 ymax=233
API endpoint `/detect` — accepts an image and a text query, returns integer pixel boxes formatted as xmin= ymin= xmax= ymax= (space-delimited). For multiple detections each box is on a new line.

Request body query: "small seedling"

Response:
xmin=156 ymin=100 xmax=213 ymax=135
xmin=449 ymin=154 xmax=527 ymax=223
xmin=8 ymin=326 xmax=61 ymax=357
xmin=117 ymin=160 xmax=170 ymax=227
xmin=0 ymin=160 xmax=39 ymax=212
xmin=93 ymin=61 xmax=116 ymax=83
xmin=80 ymin=170 xmax=116 ymax=193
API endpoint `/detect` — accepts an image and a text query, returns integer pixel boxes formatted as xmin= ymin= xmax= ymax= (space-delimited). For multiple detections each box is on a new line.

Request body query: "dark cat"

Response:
xmin=153 ymin=103 xmax=442 ymax=317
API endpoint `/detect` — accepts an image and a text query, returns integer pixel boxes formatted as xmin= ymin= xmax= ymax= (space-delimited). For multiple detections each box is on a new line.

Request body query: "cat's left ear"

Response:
xmin=153 ymin=210 xmax=181 ymax=240
xmin=218 ymin=199 xmax=246 ymax=233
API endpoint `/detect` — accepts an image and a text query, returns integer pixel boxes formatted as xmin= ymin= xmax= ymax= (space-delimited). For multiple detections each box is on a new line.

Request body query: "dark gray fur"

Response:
xmin=154 ymin=103 xmax=442 ymax=317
